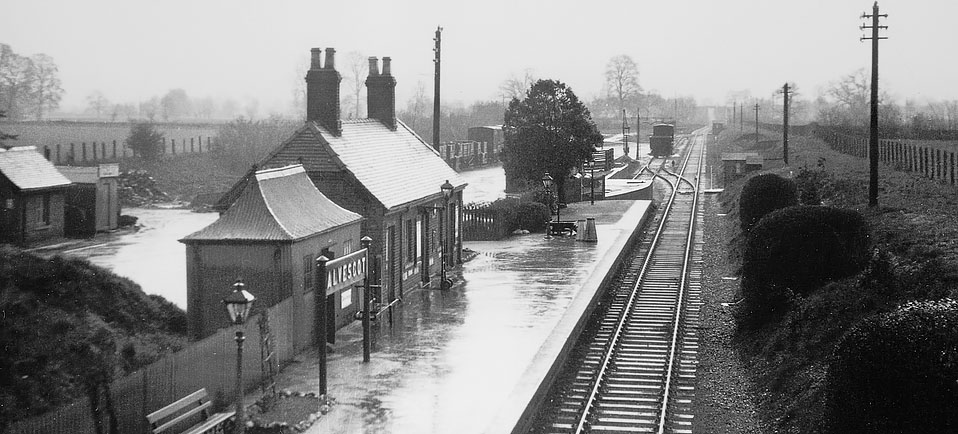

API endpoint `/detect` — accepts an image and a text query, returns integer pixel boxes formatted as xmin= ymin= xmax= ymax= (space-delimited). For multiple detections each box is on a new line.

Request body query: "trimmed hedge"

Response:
xmin=515 ymin=202 xmax=550 ymax=232
xmin=739 ymin=174 xmax=798 ymax=232
xmin=741 ymin=205 xmax=870 ymax=316
xmin=824 ymin=299 xmax=958 ymax=433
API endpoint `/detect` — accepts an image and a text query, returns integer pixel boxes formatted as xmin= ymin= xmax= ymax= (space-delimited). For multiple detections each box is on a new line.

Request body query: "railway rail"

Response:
xmin=530 ymin=130 xmax=707 ymax=434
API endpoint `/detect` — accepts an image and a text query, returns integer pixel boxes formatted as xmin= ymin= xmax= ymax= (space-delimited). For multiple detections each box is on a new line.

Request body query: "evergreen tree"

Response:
xmin=502 ymin=79 xmax=602 ymax=196
xmin=126 ymin=122 xmax=164 ymax=160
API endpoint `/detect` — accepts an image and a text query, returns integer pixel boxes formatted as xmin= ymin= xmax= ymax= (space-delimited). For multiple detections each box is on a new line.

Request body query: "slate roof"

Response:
xmin=0 ymin=146 xmax=71 ymax=192
xmin=308 ymin=118 xmax=466 ymax=210
xmin=181 ymin=165 xmax=362 ymax=243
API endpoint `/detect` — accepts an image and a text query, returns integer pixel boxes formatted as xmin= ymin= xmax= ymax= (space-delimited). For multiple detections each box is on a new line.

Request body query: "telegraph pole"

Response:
xmin=861 ymin=2 xmax=887 ymax=207
xmin=432 ymin=26 xmax=443 ymax=151
xmin=753 ymin=103 xmax=760 ymax=147
xmin=622 ymin=109 xmax=630 ymax=158
xmin=740 ymin=104 xmax=744 ymax=131
xmin=783 ymin=83 xmax=791 ymax=165
xmin=732 ymin=101 xmax=736 ymax=124
xmin=636 ymin=106 xmax=641 ymax=155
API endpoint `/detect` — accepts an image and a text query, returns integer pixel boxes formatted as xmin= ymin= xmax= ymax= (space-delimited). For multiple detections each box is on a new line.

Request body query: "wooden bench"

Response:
xmin=147 ymin=388 xmax=235 ymax=434
xmin=547 ymin=220 xmax=578 ymax=236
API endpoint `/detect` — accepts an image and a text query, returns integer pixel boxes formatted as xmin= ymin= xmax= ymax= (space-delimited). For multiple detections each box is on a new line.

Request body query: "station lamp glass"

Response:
xmin=224 ymin=279 xmax=256 ymax=325
xmin=441 ymin=179 xmax=454 ymax=200
xmin=541 ymin=172 xmax=554 ymax=189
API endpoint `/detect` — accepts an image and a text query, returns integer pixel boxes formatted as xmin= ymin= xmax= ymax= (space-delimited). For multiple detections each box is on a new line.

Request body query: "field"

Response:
xmin=0 ymin=121 xmax=218 ymax=150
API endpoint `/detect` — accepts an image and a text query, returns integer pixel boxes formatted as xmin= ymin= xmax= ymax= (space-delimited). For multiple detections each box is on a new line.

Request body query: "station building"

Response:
xmin=182 ymin=164 xmax=364 ymax=339
xmin=215 ymin=47 xmax=467 ymax=327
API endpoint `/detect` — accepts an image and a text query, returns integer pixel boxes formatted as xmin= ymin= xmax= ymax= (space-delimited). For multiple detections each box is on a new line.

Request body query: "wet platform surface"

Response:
xmin=269 ymin=200 xmax=651 ymax=434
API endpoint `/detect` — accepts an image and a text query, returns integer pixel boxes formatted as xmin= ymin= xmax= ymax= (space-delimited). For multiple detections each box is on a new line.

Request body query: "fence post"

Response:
xmin=191 ymin=137 xmax=195 ymax=153
xmin=56 ymin=143 xmax=61 ymax=163
xmin=171 ymin=139 xmax=176 ymax=155
xmin=951 ymin=152 xmax=955 ymax=185
xmin=113 ymin=140 xmax=117 ymax=159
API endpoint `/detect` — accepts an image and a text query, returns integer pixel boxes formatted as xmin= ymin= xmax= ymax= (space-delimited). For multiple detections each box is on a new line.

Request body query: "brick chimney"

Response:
xmin=305 ymin=48 xmax=342 ymax=136
xmin=365 ymin=56 xmax=397 ymax=130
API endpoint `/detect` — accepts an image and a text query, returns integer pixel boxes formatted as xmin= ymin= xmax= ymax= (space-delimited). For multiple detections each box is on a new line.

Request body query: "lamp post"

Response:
xmin=541 ymin=172 xmax=556 ymax=222
xmin=223 ymin=280 xmax=256 ymax=434
xmin=440 ymin=180 xmax=454 ymax=290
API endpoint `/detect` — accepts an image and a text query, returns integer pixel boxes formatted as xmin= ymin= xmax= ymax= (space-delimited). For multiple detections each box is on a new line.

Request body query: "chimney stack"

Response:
xmin=305 ymin=47 xmax=342 ymax=135
xmin=366 ymin=56 xmax=397 ymax=130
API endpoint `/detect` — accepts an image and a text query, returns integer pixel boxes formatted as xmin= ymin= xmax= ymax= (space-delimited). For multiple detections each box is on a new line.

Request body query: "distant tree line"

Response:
xmin=0 ymin=43 xmax=64 ymax=121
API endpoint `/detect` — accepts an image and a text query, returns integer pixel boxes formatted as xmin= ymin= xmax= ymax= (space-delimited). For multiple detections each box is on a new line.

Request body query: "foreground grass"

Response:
xmin=713 ymin=128 xmax=958 ymax=433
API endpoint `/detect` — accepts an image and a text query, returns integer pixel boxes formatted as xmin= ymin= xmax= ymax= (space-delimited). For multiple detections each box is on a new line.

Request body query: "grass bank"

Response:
xmin=711 ymin=127 xmax=958 ymax=433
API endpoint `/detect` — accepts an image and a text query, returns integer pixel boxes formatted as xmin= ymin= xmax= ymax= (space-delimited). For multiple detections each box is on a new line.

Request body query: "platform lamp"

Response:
xmin=440 ymin=179 xmax=454 ymax=290
xmin=541 ymin=172 xmax=556 ymax=222
xmin=224 ymin=280 xmax=256 ymax=434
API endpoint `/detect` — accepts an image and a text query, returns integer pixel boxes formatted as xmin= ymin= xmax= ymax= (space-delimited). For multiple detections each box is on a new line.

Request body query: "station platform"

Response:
xmin=270 ymin=199 xmax=652 ymax=434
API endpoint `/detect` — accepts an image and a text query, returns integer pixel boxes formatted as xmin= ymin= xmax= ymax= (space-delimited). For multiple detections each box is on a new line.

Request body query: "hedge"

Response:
xmin=824 ymin=299 xmax=958 ymax=433
xmin=739 ymin=173 xmax=798 ymax=233
xmin=741 ymin=205 xmax=870 ymax=316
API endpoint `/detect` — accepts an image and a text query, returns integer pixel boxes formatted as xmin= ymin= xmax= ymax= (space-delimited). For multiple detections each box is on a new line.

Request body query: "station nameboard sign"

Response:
xmin=98 ymin=163 xmax=120 ymax=178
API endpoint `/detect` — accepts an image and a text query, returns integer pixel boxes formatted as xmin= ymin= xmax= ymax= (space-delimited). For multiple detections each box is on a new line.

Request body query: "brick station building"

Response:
xmin=217 ymin=48 xmax=467 ymax=312
xmin=183 ymin=164 xmax=364 ymax=339
xmin=0 ymin=146 xmax=71 ymax=246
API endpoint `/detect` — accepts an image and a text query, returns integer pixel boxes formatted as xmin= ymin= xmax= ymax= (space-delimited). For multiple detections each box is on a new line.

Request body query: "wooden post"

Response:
xmin=82 ymin=142 xmax=87 ymax=161
xmin=314 ymin=255 xmax=329 ymax=396
xmin=113 ymin=140 xmax=117 ymax=159
xmin=361 ymin=236 xmax=373 ymax=363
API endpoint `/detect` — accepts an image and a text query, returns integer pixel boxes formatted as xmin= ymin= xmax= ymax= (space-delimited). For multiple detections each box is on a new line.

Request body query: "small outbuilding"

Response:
xmin=721 ymin=152 xmax=764 ymax=184
xmin=57 ymin=163 xmax=120 ymax=237
xmin=180 ymin=164 xmax=364 ymax=339
xmin=0 ymin=146 xmax=71 ymax=246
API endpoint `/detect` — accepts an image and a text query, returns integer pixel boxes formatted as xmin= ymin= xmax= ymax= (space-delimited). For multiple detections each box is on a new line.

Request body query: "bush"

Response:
xmin=824 ymin=299 xmax=958 ymax=433
xmin=126 ymin=122 xmax=165 ymax=160
xmin=741 ymin=205 xmax=870 ymax=318
xmin=515 ymin=202 xmax=550 ymax=232
xmin=739 ymin=173 xmax=798 ymax=232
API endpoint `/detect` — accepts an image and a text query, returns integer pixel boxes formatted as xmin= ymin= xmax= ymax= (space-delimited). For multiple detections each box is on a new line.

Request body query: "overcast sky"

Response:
xmin=2 ymin=0 xmax=955 ymax=114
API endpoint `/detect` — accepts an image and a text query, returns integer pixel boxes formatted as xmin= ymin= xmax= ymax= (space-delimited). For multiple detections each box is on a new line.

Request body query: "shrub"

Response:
xmin=824 ymin=299 xmax=958 ymax=433
xmin=126 ymin=122 xmax=165 ymax=160
xmin=739 ymin=173 xmax=798 ymax=232
xmin=741 ymin=205 xmax=870 ymax=318
xmin=515 ymin=202 xmax=550 ymax=232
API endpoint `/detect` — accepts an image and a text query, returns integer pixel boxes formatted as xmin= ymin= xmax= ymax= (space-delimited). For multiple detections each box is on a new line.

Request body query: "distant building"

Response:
xmin=57 ymin=163 xmax=120 ymax=237
xmin=216 ymin=48 xmax=467 ymax=310
xmin=467 ymin=125 xmax=504 ymax=160
xmin=721 ymin=152 xmax=764 ymax=183
xmin=181 ymin=164 xmax=364 ymax=339
xmin=0 ymin=146 xmax=71 ymax=246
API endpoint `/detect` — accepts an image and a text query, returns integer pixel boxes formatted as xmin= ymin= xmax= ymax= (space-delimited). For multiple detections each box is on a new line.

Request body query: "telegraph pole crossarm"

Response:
xmin=861 ymin=1 xmax=888 ymax=207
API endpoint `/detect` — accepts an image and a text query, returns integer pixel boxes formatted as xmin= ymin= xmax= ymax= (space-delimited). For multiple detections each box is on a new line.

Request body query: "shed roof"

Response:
xmin=56 ymin=166 xmax=99 ymax=184
xmin=181 ymin=165 xmax=362 ymax=243
xmin=721 ymin=152 xmax=762 ymax=162
xmin=0 ymin=146 xmax=71 ymax=191
xmin=308 ymin=119 xmax=466 ymax=210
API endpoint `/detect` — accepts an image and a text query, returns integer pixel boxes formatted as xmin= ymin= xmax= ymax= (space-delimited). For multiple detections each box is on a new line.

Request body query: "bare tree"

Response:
xmin=160 ymin=89 xmax=191 ymax=121
xmin=604 ymin=55 xmax=642 ymax=110
xmin=343 ymin=51 xmax=367 ymax=119
xmin=0 ymin=44 xmax=34 ymax=120
xmin=27 ymin=54 xmax=63 ymax=120
xmin=139 ymin=97 xmax=160 ymax=122
xmin=86 ymin=91 xmax=110 ymax=119
xmin=498 ymin=69 xmax=536 ymax=101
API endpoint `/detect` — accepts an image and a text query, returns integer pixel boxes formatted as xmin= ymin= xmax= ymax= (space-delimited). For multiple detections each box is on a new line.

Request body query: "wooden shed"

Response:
xmin=57 ymin=163 xmax=120 ymax=236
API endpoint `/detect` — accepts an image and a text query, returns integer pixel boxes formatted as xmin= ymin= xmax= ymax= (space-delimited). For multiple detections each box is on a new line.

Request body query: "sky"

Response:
xmin=2 ymin=0 xmax=956 ymax=115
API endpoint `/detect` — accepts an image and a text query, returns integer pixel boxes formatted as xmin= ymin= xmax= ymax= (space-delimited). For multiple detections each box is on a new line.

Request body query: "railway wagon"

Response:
xmin=649 ymin=123 xmax=675 ymax=157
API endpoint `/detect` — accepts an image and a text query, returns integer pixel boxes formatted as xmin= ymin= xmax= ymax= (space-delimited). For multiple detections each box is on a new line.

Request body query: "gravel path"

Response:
xmin=691 ymin=194 xmax=769 ymax=433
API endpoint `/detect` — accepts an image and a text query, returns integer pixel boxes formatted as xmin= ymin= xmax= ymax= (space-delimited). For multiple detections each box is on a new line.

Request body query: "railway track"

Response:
xmin=530 ymin=130 xmax=707 ymax=434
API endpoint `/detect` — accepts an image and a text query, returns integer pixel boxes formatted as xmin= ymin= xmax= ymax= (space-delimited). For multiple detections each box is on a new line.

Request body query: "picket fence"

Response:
xmin=39 ymin=136 xmax=214 ymax=165
xmin=815 ymin=129 xmax=958 ymax=185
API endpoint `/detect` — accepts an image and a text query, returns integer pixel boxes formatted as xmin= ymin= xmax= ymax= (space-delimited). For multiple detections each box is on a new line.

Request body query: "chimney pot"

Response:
xmin=324 ymin=48 xmax=336 ymax=70
xmin=310 ymin=48 xmax=322 ymax=69
xmin=368 ymin=57 xmax=379 ymax=76
xmin=382 ymin=57 xmax=392 ymax=76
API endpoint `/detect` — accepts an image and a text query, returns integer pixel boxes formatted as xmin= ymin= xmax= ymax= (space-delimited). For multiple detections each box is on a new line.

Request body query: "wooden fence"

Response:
xmin=39 ymin=136 xmax=214 ymax=165
xmin=7 ymin=288 xmax=314 ymax=434
xmin=461 ymin=203 xmax=513 ymax=241
xmin=815 ymin=129 xmax=958 ymax=185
